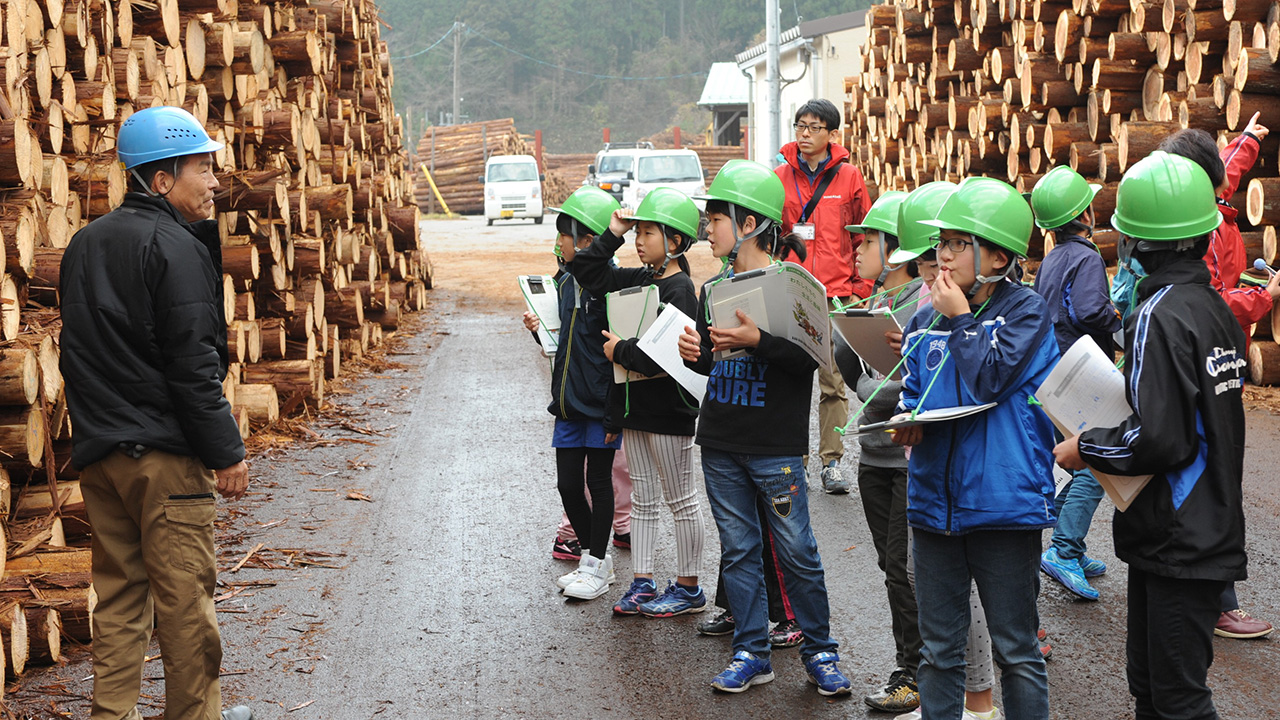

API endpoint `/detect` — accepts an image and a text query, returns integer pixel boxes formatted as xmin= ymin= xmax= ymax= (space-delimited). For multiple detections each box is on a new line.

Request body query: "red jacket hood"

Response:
xmin=780 ymin=141 xmax=851 ymax=171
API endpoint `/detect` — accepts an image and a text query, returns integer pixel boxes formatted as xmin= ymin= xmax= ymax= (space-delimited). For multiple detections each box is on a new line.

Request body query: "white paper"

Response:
xmin=636 ymin=304 xmax=708 ymax=403
xmin=831 ymin=307 xmax=904 ymax=380
xmin=606 ymin=285 xmax=665 ymax=383
xmin=518 ymin=275 xmax=560 ymax=357
xmin=1035 ymin=335 xmax=1152 ymax=511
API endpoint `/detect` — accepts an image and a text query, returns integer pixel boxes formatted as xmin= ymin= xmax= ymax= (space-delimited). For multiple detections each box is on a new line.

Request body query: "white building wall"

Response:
xmin=741 ymin=25 xmax=867 ymax=163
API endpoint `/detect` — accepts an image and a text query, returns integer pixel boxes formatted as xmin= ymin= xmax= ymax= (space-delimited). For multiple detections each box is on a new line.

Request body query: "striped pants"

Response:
xmin=624 ymin=429 xmax=705 ymax=578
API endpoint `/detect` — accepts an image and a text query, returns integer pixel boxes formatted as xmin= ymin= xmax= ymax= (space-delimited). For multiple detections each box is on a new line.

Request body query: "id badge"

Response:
xmin=794 ymin=223 xmax=816 ymax=241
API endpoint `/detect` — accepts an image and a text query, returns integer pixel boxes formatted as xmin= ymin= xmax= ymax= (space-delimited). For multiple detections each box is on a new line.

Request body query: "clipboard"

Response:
xmin=706 ymin=262 xmax=832 ymax=371
xmin=831 ymin=307 xmax=904 ymax=380
xmin=518 ymin=275 xmax=560 ymax=357
xmin=1035 ymin=335 xmax=1152 ymax=511
xmin=606 ymin=285 xmax=666 ymax=383
xmin=846 ymin=403 xmax=998 ymax=436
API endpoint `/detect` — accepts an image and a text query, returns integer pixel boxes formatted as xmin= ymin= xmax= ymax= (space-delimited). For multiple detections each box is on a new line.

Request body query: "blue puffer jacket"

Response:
xmin=898 ymin=278 xmax=1061 ymax=534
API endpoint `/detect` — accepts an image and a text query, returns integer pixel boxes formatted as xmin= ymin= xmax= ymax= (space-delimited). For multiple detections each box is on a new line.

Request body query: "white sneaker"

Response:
xmin=895 ymin=708 xmax=1002 ymax=720
xmin=555 ymin=552 xmax=615 ymax=589
xmin=563 ymin=553 xmax=614 ymax=599
xmin=555 ymin=567 xmax=581 ymax=590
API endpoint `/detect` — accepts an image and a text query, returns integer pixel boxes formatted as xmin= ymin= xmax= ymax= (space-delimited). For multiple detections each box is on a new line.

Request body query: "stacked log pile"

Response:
xmin=542 ymin=152 xmax=593 ymax=207
xmin=0 ymin=0 xmax=433 ymax=686
xmin=847 ymin=0 xmax=1280 ymax=381
xmin=412 ymin=119 xmax=531 ymax=214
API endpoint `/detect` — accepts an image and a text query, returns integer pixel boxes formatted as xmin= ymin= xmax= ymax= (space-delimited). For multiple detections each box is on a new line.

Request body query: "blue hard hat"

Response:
xmin=117 ymin=106 xmax=224 ymax=169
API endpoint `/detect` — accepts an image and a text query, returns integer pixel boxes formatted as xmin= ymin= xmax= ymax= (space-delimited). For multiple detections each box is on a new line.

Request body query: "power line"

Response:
xmin=389 ymin=24 xmax=456 ymax=60
xmin=389 ymin=23 xmax=707 ymax=82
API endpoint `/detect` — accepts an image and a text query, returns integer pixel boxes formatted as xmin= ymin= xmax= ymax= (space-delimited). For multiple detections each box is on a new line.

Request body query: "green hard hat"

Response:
xmin=920 ymin=176 xmax=1034 ymax=257
xmin=631 ymin=187 xmax=701 ymax=241
xmin=549 ymin=185 xmax=620 ymax=236
xmin=696 ymin=159 xmax=785 ymax=223
xmin=1111 ymin=150 xmax=1222 ymax=241
xmin=848 ymin=190 xmax=907 ymax=238
xmin=889 ymin=181 xmax=957 ymax=263
xmin=1031 ymin=165 xmax=1101 ymax=229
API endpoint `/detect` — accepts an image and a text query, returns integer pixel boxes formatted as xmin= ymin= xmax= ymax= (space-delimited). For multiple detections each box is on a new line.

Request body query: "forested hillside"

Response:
xmin=379 ymin=0 xmax=870 ymax=152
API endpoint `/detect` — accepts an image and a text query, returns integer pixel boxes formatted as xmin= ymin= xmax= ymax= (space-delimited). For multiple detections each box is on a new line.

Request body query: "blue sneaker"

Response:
xmin=711 ymin=651 xmax=774 ymax=693
xmin=804 ymin=651 xmax=852 ymax=696
xmin=613 ymin=578 xmax=657 ymax=615
xmin=1040 ymin=547 xmax=1100 ymax=601
xmin=638 ymin=581 xmax=707 ymax=618
xmin=1080 ymin=554 xmax=1107 ymax=578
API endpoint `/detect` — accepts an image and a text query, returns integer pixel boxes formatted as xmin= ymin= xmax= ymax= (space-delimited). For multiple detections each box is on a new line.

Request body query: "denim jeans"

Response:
xmin=1050 ymin=468 xmax=1105 ymax=560
xmin=913 ymin=528 xmax=1049 ymax=720
xmin=702 ymin=448 xmax=837 ymax=660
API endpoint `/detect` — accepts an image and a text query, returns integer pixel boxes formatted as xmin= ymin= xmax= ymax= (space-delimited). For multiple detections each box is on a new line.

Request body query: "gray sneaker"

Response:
xmin=222 ymin=707 xmax=254 ymax=720
xmin=820 ymin=465 xmax=849 ymax=494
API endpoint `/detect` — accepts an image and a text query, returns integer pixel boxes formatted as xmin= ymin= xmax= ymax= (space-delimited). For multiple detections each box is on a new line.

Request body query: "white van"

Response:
xmin=483 ymin=154 xmax=543 ymax=226
xmin=620 ymin=149 xmax=706 ymax=210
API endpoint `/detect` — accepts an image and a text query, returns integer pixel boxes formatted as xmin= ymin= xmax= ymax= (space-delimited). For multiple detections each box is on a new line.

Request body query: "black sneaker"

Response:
xmin=697 ymin=609 xmax=735 ymax=636
xmin=864 ymin=667 xmax=919 ymax=712
xmin=612 ymin=532 xmax=631 ymax=550
xmin=552 ymin=537 xmax=581 ymax=561
xmin=768 ymin=618 xmax=804 ymax=648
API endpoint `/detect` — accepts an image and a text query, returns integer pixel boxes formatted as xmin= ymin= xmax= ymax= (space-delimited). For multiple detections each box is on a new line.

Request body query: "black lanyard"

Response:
xmin=797 ymin=164 xmax=839 ymax=225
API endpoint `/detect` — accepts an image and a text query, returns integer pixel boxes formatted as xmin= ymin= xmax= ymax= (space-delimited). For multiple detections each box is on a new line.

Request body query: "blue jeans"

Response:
xmin=702 ymin=449 xmax=837 ymax=660
xmin=1050 ymin=468 xmax=1105 ymax=560
xmin=913 ymin=528 xmax=1049 ymax=720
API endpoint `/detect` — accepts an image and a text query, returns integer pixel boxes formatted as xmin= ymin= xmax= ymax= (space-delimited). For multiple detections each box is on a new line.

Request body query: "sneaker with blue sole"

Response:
xmin=804 ymin=651 xmax=852 ymax=696
xmin=613 ymin=578 xmax=658 ymax=615
xmin=1080 ymin=554 xmax=1107 ymax=578
xmin=1040 ymin=547 xmax=1100 ymax=601
xmin=711 ymin=651 xmax=774 ymax=693
xmin=639 ymin=581 xmax=707 ymax=618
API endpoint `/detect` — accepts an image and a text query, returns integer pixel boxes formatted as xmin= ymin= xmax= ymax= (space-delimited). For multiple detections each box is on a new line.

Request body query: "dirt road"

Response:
xmin=12 ymin=215 xmax=1280 ymax=719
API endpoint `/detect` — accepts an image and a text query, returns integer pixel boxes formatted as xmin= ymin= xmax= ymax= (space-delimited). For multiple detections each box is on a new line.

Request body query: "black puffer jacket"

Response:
xmin=60 ymin=193 xmax=245 ymax=470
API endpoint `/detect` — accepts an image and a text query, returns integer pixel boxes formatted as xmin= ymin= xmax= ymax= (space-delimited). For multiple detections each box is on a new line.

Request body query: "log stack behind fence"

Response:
xmin=0 ymin=0 xmax=433 ymax=687
xmin=847 ymin=0 xmax=1280 ymax=381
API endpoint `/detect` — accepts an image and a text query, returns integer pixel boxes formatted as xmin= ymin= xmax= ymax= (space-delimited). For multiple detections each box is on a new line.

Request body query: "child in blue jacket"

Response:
xmin=892 ymin=177 xmax=1058 ymax=720
xmin=1029 ymin=166 xmax=1122 ymax=603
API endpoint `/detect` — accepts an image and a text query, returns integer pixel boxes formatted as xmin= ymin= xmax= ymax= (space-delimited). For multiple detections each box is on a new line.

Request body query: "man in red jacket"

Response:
xmin=775 ymin=99 xmax=872 ymax=494
xmin=1158 ymin=113 xmax=1279 ymax=641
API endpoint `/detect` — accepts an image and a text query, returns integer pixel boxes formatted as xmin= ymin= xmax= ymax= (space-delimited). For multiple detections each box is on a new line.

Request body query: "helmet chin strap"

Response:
xmin=966 ymin=233 xmax=1017 ymax=300
xmin=872 ymin=236 xmax=905 ymax=291
xmin=726 ymin=204 xmax=772 ymax=266
xmin=129 ymin=157 xmax=179 ymax=199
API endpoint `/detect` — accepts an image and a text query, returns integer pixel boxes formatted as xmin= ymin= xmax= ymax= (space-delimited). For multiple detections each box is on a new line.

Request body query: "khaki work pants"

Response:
xmin=817 ymin=297 xmax=850 ymax=465
xmin=81 ymin=449 xmax=223 ymax=720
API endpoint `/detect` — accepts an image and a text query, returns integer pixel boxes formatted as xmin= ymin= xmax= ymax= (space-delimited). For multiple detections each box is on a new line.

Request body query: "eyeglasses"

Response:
xmin=793 ymin=123 xmax=828 ymax=135
xmin=936 ymin=235 xmax=976 ymax=254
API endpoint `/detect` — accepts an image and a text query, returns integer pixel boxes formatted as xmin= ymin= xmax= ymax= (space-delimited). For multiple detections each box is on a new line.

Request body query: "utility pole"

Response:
xmin=766 ymin=0 xmax=781 ymax=158
xmin=452 ymin=21 xmax=462 ymax=125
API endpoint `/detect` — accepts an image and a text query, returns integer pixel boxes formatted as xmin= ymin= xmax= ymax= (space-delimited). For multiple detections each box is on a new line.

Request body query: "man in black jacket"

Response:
xmin=60 ymin=106 xmax=253 ymax=720
xmin=1055 ymin=151 xmax=1247 ymax=720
